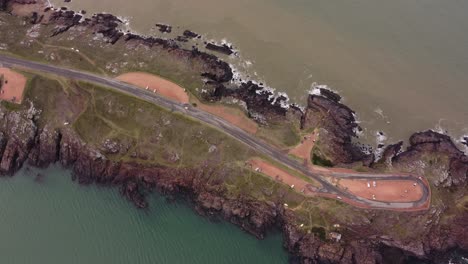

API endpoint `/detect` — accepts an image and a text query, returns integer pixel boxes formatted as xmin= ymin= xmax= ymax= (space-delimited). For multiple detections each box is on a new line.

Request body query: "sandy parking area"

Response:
xmin=117 ymin=72 xmax=190 ymax=104
xmin=248 ymin=158 xmax=320 ymax=194
xmin=289 ymin=130 xmax=317 ymax=164
xmin=0 ymin=68 xmax=27 ymax=104
xmin=339 ymin=179 xmax=423 ymax=203
xmin=199 ymin=103 xmax=258 ymax=134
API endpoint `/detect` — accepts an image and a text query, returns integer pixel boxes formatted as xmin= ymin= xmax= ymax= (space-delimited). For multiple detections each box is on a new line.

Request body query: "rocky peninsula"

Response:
xmin=0 ymin=0 xmax=467 ymax=263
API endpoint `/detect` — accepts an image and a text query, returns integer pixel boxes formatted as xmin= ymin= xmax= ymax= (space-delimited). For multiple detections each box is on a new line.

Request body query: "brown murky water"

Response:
xmin=52 ymin=0 xmax=468 ymax=147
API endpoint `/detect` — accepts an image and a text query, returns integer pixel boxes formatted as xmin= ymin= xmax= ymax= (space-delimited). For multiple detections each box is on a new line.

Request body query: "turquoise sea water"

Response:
xmin=0 ymin=165 xmax=288 ymax=263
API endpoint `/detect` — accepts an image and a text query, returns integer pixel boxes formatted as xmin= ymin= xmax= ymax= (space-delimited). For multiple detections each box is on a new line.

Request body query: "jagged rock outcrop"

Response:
xmin=302 ymin=93 xmax=368 ymax=165
xmin=155 ymin=23 xmax=171 ymax=33
xmin=28 ymin=125 xmax=60 ymax=167
xmin=393 ymin=130 xmax=468 ymax=187
xmin=205 ymin=43 xmax=234 ymax=56
xmin=183 ymin=30 xmax=199 ymax=39
xmin=195 ymin=191 xmax=278 ymax=239
xmin=0 ymin=108 xmax=37 ymax=175
xmin=207 ymin=81 xmax=290 ymax=124
xmin=282 ymin=210 xmax=383 ymax=264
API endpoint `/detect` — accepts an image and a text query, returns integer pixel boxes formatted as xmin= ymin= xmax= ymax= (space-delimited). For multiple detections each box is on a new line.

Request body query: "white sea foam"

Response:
xmin=434 ymin=119 xmax=448 ymax=135
xmin=117 ymin=16 xmax=131 ymax=27
xmin=376 ymin=131 xmax=388 ymax=144
xmin=228 ymin=62 xmax=290 ymax=109
xmin=373 ymin=131 xmax=388 ymax=160
xmin=308 ymin=82 xmax=340 ymax=98
xmin=459 ymin=135 xmax=468 ymax=154
xmin=374 ymin=108 xmax=385 ymax=119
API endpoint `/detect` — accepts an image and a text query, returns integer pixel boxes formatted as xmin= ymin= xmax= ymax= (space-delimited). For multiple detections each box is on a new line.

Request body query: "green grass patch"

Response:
xmin=312 ymin=153 xmax=333 ymax=167
xmin=257 ymin=124 xmax=301 ymax=148
xmin=73 ymin=81 xmax=257 ymax=167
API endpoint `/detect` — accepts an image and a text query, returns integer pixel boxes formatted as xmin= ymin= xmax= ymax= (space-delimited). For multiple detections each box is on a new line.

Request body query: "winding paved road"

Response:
xmin=0 ymin=54 xmax=430 ymax=210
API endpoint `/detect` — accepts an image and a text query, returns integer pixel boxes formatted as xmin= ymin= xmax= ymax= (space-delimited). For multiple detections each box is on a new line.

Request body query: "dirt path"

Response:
xmin=199 ymin=103 xmax=258 ymax=134
xmin=289 ymin=130 xmax=317 ymax=165
xmin=34 ymin=40 xmax=107 ymax=75
xmin=0 ymin=68 xmax=27 ymax=104
xmin=248 ymin=158 xmax=320 ymax=195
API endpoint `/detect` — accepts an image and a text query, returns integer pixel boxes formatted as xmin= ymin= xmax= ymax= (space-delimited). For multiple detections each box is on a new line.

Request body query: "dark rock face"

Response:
xmin=49 ymin=10 xmax=83 ymax=36
xmin=302 ymin=94 xmax=369 ymax=165
xmin=317 ymin=88 xmax=342 ymax=103
xmin=0 ymin=109 xmax=37 ymax=175
xmin=183 ymin=30 xmax=199 ymax=39
xmin=393 ymin=131 xmax=468 ymax=187
xmin=155 ymin=23 xmax=172 ymax=33
xmin=205 ymin=81 xmax=291 ymax=124
xmin=282 ymin=210 xmax=383 ymax=264
xmin=205 ymin=43 xmax=234 ymax=56
xmin=375 ymin=141 xmax=403 ymax=165
xmin=28 ymin=125 xmax=60 ymax=167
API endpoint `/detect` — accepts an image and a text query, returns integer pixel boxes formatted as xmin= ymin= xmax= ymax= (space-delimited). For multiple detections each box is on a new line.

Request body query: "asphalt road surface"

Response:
xmin=0 ymin=54 xmax=430 ymax=210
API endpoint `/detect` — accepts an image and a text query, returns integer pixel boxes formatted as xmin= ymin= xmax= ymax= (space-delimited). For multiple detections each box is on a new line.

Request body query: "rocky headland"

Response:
xmin=0 ymin=1 xmax=467 ymax=263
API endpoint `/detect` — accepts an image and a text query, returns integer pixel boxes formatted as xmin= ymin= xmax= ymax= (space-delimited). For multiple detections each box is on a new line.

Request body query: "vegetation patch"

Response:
xmin=312 ymin=153 xmax=333 ymax=167
xmin=311 ymin=226 xmax=326 ymax=241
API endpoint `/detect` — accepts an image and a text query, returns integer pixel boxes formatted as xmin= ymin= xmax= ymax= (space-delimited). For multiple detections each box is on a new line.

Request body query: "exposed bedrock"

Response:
xmin=183 ymin=30 xmax=199 ymax=39
xmin=28 ymin=125 xmax=61 ymax=167
xmin=155 ymin=23 xmax=171 ymax=33
xmin=205 ymin=43 xmax=234 ymax=56
xmin=390 ymin=131 xmax=468 ymax=187
xmin=0 ymin=107 xmax=38 ymax=175
xmin=302 ymin=93 xmax=370 ymax=166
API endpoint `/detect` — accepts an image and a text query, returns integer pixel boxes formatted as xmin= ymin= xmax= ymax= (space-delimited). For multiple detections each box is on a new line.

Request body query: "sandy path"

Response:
xmin=339 ymin=179 xmax=423 ymax=203
xmin=248 ymin=158 xmax=319 ymax=195
xmin=289 ymin=131 xmax=317 ymax=164
xmin=116 ymin=72 xmax=190 ymax=104
xmin=0 ymin=68 xmax=27 ymax=104
xmin=199 ymin=103 xmax=258 ymax=134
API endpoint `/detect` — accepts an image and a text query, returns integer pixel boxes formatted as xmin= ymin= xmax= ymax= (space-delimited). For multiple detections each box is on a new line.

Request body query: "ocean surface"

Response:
xmin=0 ymin=165 xmax=288 ymax=263
xmin=51 ymin=0 xmax=468 ymax=147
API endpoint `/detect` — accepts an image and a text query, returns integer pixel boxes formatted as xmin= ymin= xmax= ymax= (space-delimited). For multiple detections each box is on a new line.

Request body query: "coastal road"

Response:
xmin=0 ymin=54 xmax=430 ymax=210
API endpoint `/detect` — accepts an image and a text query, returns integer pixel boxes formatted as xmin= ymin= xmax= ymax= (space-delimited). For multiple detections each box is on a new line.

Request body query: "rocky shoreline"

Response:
xmin=1 ymin=1 xmax=467 ymax=263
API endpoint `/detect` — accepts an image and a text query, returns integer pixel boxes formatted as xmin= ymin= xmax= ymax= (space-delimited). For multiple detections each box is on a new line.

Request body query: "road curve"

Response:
xmin=0 ymin=54 xmax=430 ymax=210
